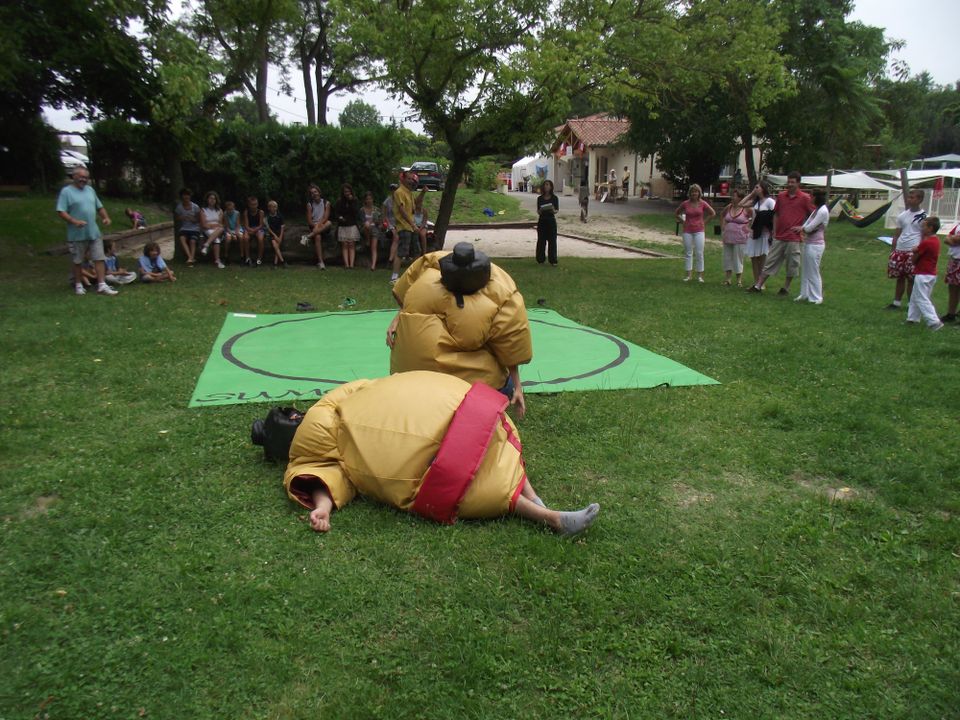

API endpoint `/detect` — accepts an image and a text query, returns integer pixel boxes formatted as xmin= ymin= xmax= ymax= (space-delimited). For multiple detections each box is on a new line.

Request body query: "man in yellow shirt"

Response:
xmin=390 ymin=171 xmax=417 ymax=282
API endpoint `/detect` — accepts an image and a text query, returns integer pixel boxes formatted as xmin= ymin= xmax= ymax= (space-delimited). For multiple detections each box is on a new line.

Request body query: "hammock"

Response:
xmin=836 ymin=199 xmax=893 ymax=228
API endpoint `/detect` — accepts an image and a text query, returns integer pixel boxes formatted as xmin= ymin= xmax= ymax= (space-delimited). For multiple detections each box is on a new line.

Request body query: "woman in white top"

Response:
xmin=740 ymin=181 xmax=775 ymax=289
xmin=794 ymin=189 xmax=829 ymax=304
xmin=200 ymin=191 xmax=225 ymax=268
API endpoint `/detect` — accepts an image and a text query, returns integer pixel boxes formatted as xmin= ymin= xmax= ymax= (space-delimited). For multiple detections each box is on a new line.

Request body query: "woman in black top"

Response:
xmin=334 ymin=183 xmax=361 ymax=269
xmin=536 ymin=179 xmax=559 ymax=265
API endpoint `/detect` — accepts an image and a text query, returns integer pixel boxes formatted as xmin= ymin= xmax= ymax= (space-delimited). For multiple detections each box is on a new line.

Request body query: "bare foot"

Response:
xmin=309 ymin=507 xmax=331 ymax=532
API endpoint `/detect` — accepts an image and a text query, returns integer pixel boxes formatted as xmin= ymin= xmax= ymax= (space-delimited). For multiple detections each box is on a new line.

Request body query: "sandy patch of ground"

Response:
xmin=445 ymin=228 xmax=658 ymax=259
xmin=152 ymin=215 xmax=690 ymax=261
xmin=559 ymin=215 xmax=727 ymax=253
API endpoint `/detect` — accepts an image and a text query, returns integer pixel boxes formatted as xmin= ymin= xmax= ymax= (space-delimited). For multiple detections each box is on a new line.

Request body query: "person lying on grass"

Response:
xmin=278 ymin=371 xmax=599 ymax=537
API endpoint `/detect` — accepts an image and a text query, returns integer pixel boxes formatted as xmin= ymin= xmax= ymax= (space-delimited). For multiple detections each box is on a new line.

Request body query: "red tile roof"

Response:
xmin=553 ymin=113 xmax=630 ymax=150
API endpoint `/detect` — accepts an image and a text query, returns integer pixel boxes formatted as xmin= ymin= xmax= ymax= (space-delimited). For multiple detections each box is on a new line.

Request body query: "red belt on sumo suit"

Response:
xmin=412 ymin=382 xmax=524 ymax=524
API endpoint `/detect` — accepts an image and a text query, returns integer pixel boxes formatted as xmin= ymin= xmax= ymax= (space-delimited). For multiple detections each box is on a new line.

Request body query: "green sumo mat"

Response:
xmin=189 ymin=308 xmax=718 ymax=408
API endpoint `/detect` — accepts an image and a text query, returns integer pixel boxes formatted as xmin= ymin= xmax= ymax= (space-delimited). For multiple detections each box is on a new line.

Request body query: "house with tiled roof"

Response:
xmin=547 ymin=113 xmax=674 ymax=199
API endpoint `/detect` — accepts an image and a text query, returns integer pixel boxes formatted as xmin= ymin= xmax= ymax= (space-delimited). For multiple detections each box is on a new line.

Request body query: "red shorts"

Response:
xmin=946 ymin=257 xmax=960 ymax=286
xmin=887 ymin=249 xmax=915 ymax=279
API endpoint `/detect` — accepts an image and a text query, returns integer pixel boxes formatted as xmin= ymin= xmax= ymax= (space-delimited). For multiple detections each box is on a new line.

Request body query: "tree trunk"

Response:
xmin=432 ymin=155 xmax=469 ymax=249
xmin=300 ymin=43 xmax=316 ymax=126
xmin=741 ymin=129 xmax=757 ymax=187
xmin=315 ymin=65 xmax=329 ymax=126
xmin=255 ymin=52 xmax=270 ymax=122
xmin=167 ymin=148 xmax=186 ymax=262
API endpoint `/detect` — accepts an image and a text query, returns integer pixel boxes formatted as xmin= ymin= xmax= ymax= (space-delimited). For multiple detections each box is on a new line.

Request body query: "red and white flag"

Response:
xmin=933 ymin=176 xmax=944 ymax=199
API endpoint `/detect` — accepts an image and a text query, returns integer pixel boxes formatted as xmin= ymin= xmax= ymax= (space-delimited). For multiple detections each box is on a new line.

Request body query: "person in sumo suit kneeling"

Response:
xmin=268 ymin=371 xmax=599 ymax=537
xmin=386 ymin=243 xmax=532 ymax=418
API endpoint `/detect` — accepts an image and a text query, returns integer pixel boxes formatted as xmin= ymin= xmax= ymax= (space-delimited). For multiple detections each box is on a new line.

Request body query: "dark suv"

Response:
xmin=409 ymin=161 xmax=445 ymax=190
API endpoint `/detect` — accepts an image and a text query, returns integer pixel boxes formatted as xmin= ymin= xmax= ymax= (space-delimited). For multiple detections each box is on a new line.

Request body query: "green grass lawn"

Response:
xmin=423 ymin=188 xmax=534 ymax=224
xmin=1 ymin=197 xmax=958 ymax=719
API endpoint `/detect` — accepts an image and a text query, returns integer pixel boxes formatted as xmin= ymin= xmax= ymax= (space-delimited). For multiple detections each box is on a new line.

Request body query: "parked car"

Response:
xmin=409 ymin=161 xmax=445 ymax=190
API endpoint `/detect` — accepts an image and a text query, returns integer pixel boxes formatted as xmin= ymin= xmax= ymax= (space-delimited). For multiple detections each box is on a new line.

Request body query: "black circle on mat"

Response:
xmin=221 ymin=312 xmax=630 ymax=386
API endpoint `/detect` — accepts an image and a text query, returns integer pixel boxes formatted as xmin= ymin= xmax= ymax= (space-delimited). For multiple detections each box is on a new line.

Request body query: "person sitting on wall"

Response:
xmin=268 ymin=371 xmax=600 ymax=536
xmin=385 ymin=242 xmax=532 ymax=418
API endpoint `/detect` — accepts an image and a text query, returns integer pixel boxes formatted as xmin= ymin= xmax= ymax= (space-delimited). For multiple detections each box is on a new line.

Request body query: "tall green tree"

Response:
xmin=349 ymin=0 xmax=672 ymax=245
xmin=0 ymin=0 xmax=164 ymax=185
xmin=339 ymin=99 xmax=382 ymax=128
xmin=292 ymin=0 xmax=380 ymax=126
xmin=621 ymin=0 xmax=790 ymax=187
xmin=193 ymin=0 xmax=299 ymax=122
xmin=762 ymin=0 xmax=890 ymax=172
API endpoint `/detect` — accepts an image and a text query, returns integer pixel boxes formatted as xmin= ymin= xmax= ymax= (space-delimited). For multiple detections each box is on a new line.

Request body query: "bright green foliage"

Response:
xmin=192 ymin=0 xmax=301 ymax=122
xmin=345 ymin=0 xmax=654 ymax=242
xmin=466 ymin=159 xmax=500 ymax=191
xmin=873 ymin=73 xmax=960 ymax=164
xmin=189 ymin=121 xmax=404 ymax=212
xmin=621 ymin=0 xmax=790 ymax=187
xmin=763 ymin=0 xmax=890 ymax=172
xmin=339 ymin=99 xmax=382 ymax=129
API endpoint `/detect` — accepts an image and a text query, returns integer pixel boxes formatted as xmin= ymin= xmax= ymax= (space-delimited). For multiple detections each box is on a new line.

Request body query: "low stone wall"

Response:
xmin=45 ymin=222 xmax=175 ymax=256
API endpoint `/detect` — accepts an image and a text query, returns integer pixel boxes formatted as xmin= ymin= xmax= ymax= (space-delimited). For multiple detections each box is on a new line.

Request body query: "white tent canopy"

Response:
xmin=870 ymin=168 xmax=960 ymax=183
xmin=511 ymin=155 xmax=552 ymax=190
xmin=766 ymin=171 xmax=896 ymax=191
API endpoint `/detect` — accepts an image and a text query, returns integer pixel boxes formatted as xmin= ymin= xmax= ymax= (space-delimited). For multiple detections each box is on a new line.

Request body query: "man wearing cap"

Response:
xmin=56 ymin=167 xmax=117 ymax=296
xmin=385 ymin=242 xmax=532 ymax=418
xmin=390 ymin=171 xmax=418 ymax=283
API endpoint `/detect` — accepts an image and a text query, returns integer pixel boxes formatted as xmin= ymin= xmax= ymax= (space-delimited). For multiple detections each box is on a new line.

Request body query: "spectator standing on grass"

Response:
xmin=174 ymin=188 xmax=202 ymax=267
xmin=675 ymin=183 xmax=715 ymax=283
xmin=56 ymin=166 xmax=118 ymax=296
xmin=242 ymin=196 xmax=266 ymax=267
xmin=939 ymin=221 xmax=960 ymax=323
xmin=391 ymin=172 xmax=417 ymax=283
xmin=413 ymin=190 xmax=429 ymax=257
xmin=200 ymin=191 xmax=225 ymax=269
xmin=794 ymin=190 xmax=829 ymax=305
xmin=886 ymin=188 xmax=927 ymax=311
xmin=748 ymin=171 xmax=813 ymax=295
xmin=303 ymin=184 xmax=330 ymax=270
xmin=719 ymin=188 xmax=751 ymax=286
xmin=535 ymin=179 xmax=559 ymax=266
xmin=907 ymin=217 xmax=943 ymax=330
xmin=334 ymin=184 xmax=360 ymax=269
xmin=383 ymin=183 xmax=399 ymax=264
xmin=741 ymin=180 xmax=775 ymax=288
xmin=360 ymin=191 xmax=382 ymax=271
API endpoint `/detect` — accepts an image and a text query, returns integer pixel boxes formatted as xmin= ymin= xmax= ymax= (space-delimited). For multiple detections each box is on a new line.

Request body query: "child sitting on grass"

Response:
xmin=907 ymin=217 xmax=942 ymax=330
xmin=138 ymin=241 xmax=177 ymax=283
xmin=266 ymin=200 xmax=286 ymax=268
xmin=103 ymin=239 xmax=137 ymax=285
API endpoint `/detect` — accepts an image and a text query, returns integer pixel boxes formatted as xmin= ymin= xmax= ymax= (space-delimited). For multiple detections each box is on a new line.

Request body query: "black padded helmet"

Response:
xmin=439 ymin=242 xmax=491 ymax=308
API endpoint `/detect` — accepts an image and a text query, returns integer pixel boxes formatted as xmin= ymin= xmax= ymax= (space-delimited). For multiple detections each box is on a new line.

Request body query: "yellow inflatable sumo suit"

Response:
xmin=390 ymin=248 xmax=532 ymax=389
xmin=283 ymin=371 xmax=526 ymax=523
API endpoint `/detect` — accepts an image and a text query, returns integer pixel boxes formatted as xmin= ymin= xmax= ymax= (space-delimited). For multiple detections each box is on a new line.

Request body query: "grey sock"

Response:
xmin=558 ymin=503 xmax=600 ymax=537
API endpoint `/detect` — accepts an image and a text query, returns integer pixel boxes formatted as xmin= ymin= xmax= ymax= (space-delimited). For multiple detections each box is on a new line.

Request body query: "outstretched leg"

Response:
xmin=512 ymin=495 xmax=600 ymax=537
xmin=309 ymin=487 xmax=334 ymax=533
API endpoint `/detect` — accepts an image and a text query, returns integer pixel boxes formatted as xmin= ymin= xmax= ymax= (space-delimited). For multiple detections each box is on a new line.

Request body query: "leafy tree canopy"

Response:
xmin=339 ymin=99 xmax=382 ymax=128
